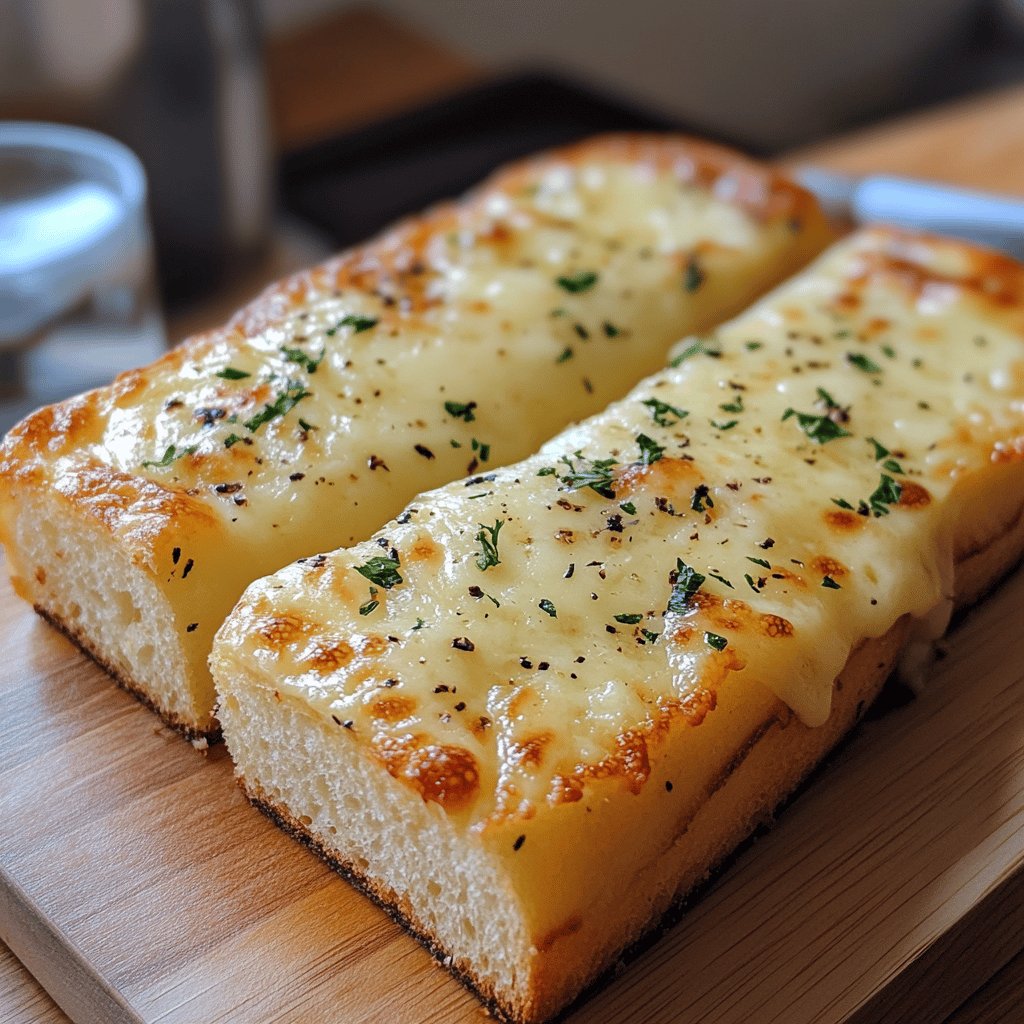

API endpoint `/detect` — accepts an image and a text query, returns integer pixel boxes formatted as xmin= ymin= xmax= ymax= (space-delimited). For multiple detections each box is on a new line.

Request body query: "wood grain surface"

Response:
xmin=2 ymin=550 xmax=1024 ymax=1024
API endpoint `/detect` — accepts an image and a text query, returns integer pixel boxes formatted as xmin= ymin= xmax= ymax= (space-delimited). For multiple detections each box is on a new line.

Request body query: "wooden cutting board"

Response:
xmin=2 ymin=545 xmax=1024 ymax=1024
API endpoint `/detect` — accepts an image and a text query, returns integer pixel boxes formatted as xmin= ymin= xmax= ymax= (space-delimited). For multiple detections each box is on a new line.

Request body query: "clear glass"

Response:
xmin=0 ymin=121 xmax=165 ymax=433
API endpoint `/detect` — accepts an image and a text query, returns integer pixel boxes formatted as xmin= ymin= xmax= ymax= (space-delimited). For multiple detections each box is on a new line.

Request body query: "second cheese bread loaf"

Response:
xmin=212 ymin=227 xmax=1024 ymax=1023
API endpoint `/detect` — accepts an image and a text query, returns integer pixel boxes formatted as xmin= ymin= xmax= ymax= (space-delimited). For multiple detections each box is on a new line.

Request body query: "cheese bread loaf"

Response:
xmin=0 ymin=135 xmax=830 ymax=738
xmin=212 ymin=227 xmax=1024 ymax=1023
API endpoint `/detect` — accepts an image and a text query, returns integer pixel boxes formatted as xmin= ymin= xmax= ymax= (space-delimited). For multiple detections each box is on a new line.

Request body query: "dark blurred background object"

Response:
xmin=0 ymin=0 xmax=272 ymax=305
xmin=0 ymin=0 xmax=1022 ymax=308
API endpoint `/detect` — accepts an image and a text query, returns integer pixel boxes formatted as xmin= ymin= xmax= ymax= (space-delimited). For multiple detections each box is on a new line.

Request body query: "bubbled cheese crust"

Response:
xmin=213 ymin=227 xmax=1024 ymax=1022
xmin=0 ymin=134 xmax=829 ymax=737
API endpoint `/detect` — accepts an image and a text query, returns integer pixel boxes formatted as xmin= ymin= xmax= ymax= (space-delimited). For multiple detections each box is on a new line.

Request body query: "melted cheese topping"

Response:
xmin=215 ymin=227 xmax=1024 ymax=826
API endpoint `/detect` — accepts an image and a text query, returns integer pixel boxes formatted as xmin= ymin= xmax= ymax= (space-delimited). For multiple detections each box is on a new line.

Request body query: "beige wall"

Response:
xmin=258 ymin=0 xmax=977 ymax=148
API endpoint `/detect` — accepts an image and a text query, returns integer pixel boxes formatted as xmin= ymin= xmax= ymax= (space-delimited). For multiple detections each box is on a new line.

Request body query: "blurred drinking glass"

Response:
xmin=0 ymin=121 xmax=165 ymax=434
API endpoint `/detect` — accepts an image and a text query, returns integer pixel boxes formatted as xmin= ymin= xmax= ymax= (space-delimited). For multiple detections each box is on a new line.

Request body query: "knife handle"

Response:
xmin=854 ymin=176 xmax=1024 ymax=257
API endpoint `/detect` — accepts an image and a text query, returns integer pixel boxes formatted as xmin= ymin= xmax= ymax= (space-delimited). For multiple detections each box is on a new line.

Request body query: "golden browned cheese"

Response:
xmin=0 ymin=135 xmax=830 ymax=735
xmin=212 ymin=227 xmax=1024 ymax=974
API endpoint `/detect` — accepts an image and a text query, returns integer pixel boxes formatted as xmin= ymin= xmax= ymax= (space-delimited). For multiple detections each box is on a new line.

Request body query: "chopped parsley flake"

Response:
xmin=614 ymin=613 xmax=643 ymax=625
xmin=557 ymin=451 xmax=618 ymax=499
xmin=281 ymin=346 xmax=324 ymax=374
xmin=641 ymin=397 xmax=688 ymax=427
xmin=445 ymin=400 xmax=477 ymax=422
xmin=142 ymin=443 xmax=197 ymax=469
xmin=745 ymin=340 xmax=764 ymax=351
xmin=328 ymin=314 xmax=378 ymax=335
xmin=298 ymin=418 xmax=317 ymax=433
xmin=744 ymin=573 xmax=761 ymax=593
xmin=670 ymin=337 xmax=721 ymax=366
xmin=556 ymin=270 xmax=598 ymax=293
xmin=782 ymin=407 xmax=851 ymax=444
xmin=354 ymin=556 xmax=402 ymax=589
xmin=708 ymin=571 xmax=734 ymax=589
xmin=746 ymin=556 xmax=771 ymax=569
xmin=641 ymin=628 xmax=660 ymax=644
xmin=471 ymin=438 xmax=491 ymax=462
xmin=636 ymin=433 xmax=665 ymax=466
xmin=412 ymin=617 xmax=427 ymax=630
xmin=215 ymin=366 xmax=250 ymax=380
xmin=868 ymin=473 xmax=902 ymax=516
xmin=704 ymin=631 xmax=728 ymax=651
xmin=359 ymin=587 xmax=380 ymax=616
xmin=710 ymin=419 xmax=739 ymax=431
xmin=475 ymin=520 xmax=505 ymax=571
xmin=223 ymin=433 xmax=244 ymax=449
xmin=867 ymin=437 xmax=890 ymax=461
xmin=822 ymin=575 xmax=841 ymax=589
xmin=537 ymin=466 xmax=556 ymax=477
xmin=556 ymin=346 xmax=574 ymax=364
xmin=619 ymin=501 xmax=637 ymax=515
xmin=867 ymin=436 xmax=904 ymax=473
xmin=832 ymin=497 xmax=854 ymax=509
xmin=667 ymin=558 xmax=705 ymax=613
xmin=244 ymin=382 xmax=311 ymax=434
xmin=719 ymin=395 xmax=744 ymax=414
xmin=683 ymin=256 xmax=704 ymax=292
xmin=603 ymin=321 xmax=621 ymax=338
xmin=538 ymin=598 xmax=557 ymax=618
xmin=847 ymin=352 xmax=882 ymax=373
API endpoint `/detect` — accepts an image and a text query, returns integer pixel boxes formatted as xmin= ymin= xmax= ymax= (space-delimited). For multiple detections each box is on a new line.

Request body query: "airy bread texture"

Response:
xmin=212 ymin=227 xmax=1024 ymax=1022
xmin=0 ymin=135 xmax=830 ymax=738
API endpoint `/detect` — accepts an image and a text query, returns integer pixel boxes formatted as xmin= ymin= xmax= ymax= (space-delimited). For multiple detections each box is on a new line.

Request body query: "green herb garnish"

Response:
xmin=746 ymin=556 xmax=771 ymax=569
xmin=445 ymin=400 xmax=477 ymax=422
xmin=359 ymin=587 xmax=380 ymax=616
xmin=614 ymin=613 xmax=643 ymax=625
xmin=539 ymin=598 xmax=557 ymax=618
xmin=354 ymin=556 xmax=402 ymax=590
xmin=215 ymin=367 xmax=250 ymax=380
xmin=475 ymin=520 xmax=505 ymax=571
xmin=244 ymin=382 xmax=311 ymax=434
xmin=556 ymin=270 xmax=598 ymax=293
xmin=847 ymin=352 xmax=882 ymax=374
xmin=281 ymin=346 xmax=324 ymax=374
xmin=328 ymin=313 xmax=378 ymax=335
xmin=704 ymin=631 xmax=728 ymax=651
xmin=868 ymin=473 xmax=902 ymax=516
xmin=636 ymin=433 xmax=665 ymax=466
xmin=684 ymin=256 xmax=704 ymax=293
xmin=822 ymin=575 xmax=841 ymax=589
xmin=670 ymin=337 xmax=721 ymax=366
xmin=557 ymin=451 xmax=618 ymax=499
xmin=641 ymin=397 xmax=688 ymax=427
xmin=781 ymin=407 xmax=851 ymax=444
xmin=619 ymin=501 xmax=637 ymax=515
xmin=142 ymin=443 xmax=197 ymax=469
xmin=719 ymin=395 xmax=744 ymax=414
xmin=667 ymin=558 xmax=705 ymax=613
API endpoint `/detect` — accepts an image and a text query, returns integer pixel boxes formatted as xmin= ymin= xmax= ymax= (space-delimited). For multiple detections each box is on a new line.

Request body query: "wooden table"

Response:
xmin=3 ymin=11 xmax=1024 ymax=1024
